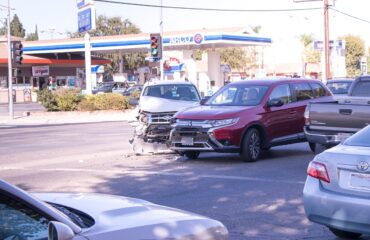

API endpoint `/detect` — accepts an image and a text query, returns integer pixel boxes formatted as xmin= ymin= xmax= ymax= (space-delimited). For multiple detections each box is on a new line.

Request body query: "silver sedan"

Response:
xmin=0 ymin=179 xmax=228 ymax=240
xmin=303 ymin=125 xmax=370 ymax=239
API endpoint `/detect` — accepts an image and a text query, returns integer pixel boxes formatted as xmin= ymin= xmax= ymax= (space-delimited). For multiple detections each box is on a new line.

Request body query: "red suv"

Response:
xmin=170 ymin=79 xmax=333 ymax=162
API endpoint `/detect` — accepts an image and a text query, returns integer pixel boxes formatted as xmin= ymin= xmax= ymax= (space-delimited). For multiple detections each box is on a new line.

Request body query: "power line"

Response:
xmin=94 ymin=0 xmax=322 ymax=12
xmin=330 ymin=7 xmax=370 ymax=24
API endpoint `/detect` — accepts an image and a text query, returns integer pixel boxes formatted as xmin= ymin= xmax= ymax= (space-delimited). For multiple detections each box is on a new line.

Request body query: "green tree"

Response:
xmin=300 ymin=34 xmax=320 ymax=63
xmin=0 ymin=14 xmax=26 ymax=37
xmin=26 ymin=25 xmax=39 ymax=41
xmin=68 ymin=15 xmax=145 ymax=75
xmin=342 ymin=35 xmax=365 ymax=77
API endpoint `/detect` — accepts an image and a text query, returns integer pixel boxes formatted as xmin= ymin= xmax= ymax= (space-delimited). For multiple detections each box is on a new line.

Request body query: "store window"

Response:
xmin=0 ymin=76 xmax=7 ymax=88
xmin=16 ymin=76 xmax=24 ymax=85
xmin=25 ymin=77 xmax=31 ymax=85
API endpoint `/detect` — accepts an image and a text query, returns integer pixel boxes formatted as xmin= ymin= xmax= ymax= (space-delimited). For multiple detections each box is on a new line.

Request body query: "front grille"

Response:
xmin=148 ymin=112 xmax=176 ymax=124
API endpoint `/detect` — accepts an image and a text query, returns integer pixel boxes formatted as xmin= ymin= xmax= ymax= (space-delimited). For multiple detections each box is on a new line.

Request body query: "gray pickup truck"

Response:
xmin=304 ymin=75 xmax=370 ymax=148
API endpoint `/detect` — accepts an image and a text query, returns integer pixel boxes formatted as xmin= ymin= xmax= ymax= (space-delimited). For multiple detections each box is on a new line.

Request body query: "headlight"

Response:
xmin=139 ymin=113 xmax=148 ymax=123
xmin=207 ymin=118 xmax=239 ymax=127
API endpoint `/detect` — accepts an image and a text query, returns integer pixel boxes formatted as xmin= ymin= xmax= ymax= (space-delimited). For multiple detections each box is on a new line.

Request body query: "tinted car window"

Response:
xmin=208 ymin=85 xmax=269 ymax=106
xmin=326 ymin=81 xmax=352 ymax=95
xmin=310 ymin=83 xmax=327 ymax=98
xmin=343 ymin=125 xmax=370 ymax=147
xmin=269 ymin=84 xmax=292 ymax=104
xmin=292 ymin=83 xmax=314 ymax=101
xmin=350 ymin=81 xmax=370 ymax=97
xmin=0 ymin=194 xmax=48 ymax=240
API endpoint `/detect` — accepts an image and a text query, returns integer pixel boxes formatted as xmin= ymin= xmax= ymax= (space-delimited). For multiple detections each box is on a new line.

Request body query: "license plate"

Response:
xmin=181 ymin=137 xmax=194 ymax=146
xmin=337 ymin=133 xmax=352 ymax=142
xmin=350 ymin=173 xmax=370 ymax=191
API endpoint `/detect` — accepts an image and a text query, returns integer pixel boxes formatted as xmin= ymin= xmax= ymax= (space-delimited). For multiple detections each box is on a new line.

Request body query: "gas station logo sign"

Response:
xmin=194 ymin=33 xmax=203 ymax=44
xmin=169 ymin=33 xmax=204 ymax=45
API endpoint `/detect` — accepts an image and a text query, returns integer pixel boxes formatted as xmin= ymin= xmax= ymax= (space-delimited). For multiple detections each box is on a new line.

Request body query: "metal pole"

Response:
xmin=7 ymin=0 xmax=13 ymax=119
xmin=84 ymin=32 xmax=92 ymax=94
xmin=159 ymin=0 xmax=164 ymax=80
xmin=324 ymin=0 xmax=330 ymax=81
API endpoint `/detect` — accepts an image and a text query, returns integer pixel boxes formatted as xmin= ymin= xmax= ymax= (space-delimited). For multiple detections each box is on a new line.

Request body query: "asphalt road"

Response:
xmin=0 ymin=122 xmax=368 ymax=240
xmin=0 ymin=102 xmax=45 ymax=117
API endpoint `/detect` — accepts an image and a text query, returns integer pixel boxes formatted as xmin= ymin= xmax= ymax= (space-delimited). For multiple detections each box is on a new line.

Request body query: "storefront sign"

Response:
xmin=169 ymin=33 xmax=204 ymax=45
xmin=32 ymin=66 xmax=49 ymax=77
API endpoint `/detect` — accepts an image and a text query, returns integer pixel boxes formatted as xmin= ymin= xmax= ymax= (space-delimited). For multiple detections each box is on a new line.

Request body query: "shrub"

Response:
xmin=55 ymin=88 xmax=83 ymax=111
xmin=36 ymin=89 xmax=58 ymax=111
xmin=77 ymin=93 xmax=129 ymax=111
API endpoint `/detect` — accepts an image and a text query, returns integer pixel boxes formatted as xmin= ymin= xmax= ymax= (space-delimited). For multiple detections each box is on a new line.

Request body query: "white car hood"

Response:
xmin=139 ymin=96 xmax=199 ymax=113
xmin=35 ymin=193 xmax=227 ymax=240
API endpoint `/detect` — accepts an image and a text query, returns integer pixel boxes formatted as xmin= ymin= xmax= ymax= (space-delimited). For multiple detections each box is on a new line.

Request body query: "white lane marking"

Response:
xmin=0 ymin=166 xmax=305 ymax=185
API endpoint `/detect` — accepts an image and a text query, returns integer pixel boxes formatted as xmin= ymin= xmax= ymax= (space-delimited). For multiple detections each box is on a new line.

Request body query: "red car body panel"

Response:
xmin=172 ymin=79 xmax=333 ymax=152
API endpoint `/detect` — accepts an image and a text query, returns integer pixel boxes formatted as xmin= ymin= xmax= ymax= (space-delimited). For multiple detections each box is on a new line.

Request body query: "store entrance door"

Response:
xmin=39 ymin=77 xmax=48 ymax=90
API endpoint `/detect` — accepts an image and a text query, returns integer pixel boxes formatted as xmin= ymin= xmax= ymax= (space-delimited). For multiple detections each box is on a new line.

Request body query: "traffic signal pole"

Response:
xmin=7 ymin=0 xmax=13 ymax=119
xmin=159 ymin=0 xmax=164 ymax=80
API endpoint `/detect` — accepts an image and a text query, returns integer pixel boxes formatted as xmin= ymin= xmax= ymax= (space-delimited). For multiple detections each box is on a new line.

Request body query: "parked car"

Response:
xmin=130 ymin=80 xmax=200 ymax=154
xmin=0 ymin=179 xmax=228 ymax=240
xmin=326 ymin=78 xmax=354 ymax=100
xmin=170 ymin=78 xmax=333 ymax=161
xmin=303 ymin=125 xmax=370 ymax=239
xmin=305 ymin=75 xmax=370 ymax=148
xmin=122 ymin=84 xmax=143 ymax=96
xmin=111 ymin=82 xmax=129 ymax=94
xmin=92 ymin=82 xmax=116 ymax=94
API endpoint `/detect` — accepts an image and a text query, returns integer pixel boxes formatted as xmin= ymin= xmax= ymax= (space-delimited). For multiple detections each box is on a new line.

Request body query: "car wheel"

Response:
xmin=241 ymin=128 xmax=261 ymax=162
xmin=329 ymin=227 xmax=362 ymax=239
xmin=184 ymin=151 xmax=200 ymax=159
xmin=308 ymin=142 xmax=316 ymax=153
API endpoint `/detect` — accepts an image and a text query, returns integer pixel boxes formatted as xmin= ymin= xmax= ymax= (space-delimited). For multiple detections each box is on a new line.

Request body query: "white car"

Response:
xmin=0 ymin=179 xmax=228 ymax=240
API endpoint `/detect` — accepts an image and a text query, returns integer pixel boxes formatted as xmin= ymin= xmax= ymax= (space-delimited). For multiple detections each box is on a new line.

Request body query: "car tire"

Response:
xmin=241 ymin=128 xmax=261 ymax=162
xmin=184 ymin=151 xmax=200 ymax=159
xmin=308 ymin=142 xmax=316 ymax=153
xmin=328 ymin=227 xmax=362 ymax=239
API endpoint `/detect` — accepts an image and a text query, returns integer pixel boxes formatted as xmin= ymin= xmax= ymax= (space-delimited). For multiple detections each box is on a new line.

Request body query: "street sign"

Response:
xmin=77 ymin=0 xmax=93 ymax=9
xmin=313 ymin=40 xmax=345 ymax=51
xmin=78 ymin=5 xmax=96 ymax=33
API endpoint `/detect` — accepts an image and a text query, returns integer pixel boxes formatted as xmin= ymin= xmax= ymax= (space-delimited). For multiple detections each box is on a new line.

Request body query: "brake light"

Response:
xmin=307 ymin=161 xmax=330 ymax=183
xmin=304 ymin=105 xmax=310 ymax=125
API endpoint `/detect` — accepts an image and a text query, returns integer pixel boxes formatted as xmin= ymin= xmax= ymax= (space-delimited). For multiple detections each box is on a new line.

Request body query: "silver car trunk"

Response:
xmin=319 ymin=145 xmax=370 ymax=198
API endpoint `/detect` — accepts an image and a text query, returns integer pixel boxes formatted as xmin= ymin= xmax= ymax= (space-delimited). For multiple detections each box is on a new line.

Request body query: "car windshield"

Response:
xmin=343 ymin=126 xmax=370 ymax=147
xmin=206 ymin=84 xmax=269 ymax=106
xmin=142 ymin=84 xmax=200 ymax=101
xmin=326 ymin=81 xmax=352 ymax=95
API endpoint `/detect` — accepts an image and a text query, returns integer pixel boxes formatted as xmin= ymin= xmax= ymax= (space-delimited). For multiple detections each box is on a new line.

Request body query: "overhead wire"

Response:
xmin=94 ymin=0 xmax=322 ymax=12
xmin=330 ymin=7 xmax=370 ymax=24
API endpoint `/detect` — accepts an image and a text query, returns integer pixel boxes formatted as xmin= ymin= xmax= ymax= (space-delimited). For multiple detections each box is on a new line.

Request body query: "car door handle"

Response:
xmin=339 ymin=109 xmax=352 ymax=115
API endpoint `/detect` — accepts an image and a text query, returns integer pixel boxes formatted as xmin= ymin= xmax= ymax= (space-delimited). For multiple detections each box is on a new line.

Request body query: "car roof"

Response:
xmin=327 ymin=78 xmax=354 ymax=83
xmin=228 ymin=78 xmax=323 ymax=86
xmin=143 ymin=80 xmax=195 ymax=87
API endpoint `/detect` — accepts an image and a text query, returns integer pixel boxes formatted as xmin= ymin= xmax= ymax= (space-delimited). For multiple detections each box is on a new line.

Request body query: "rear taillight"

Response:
xmin=304 ymin=105 xmax=310 ymax=125
xmin=307 ymin=161 xmax=330 ymax=183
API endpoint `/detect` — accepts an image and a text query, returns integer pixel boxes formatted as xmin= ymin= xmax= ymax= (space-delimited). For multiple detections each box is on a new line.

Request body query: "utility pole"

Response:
xmin=323 ymin=0 xmax=330 ymax=81
xmin=7 ymin=0 xmax=13 ymax=119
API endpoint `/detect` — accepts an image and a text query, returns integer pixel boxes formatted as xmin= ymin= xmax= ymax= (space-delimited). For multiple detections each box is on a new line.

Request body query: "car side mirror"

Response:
xmin=267 ymin=98 xmax=284 ymax=108
xmin=200 ymin=96 xmax=210 ymax=105
xmin=48 ymin=221 xmax=74 ymax=240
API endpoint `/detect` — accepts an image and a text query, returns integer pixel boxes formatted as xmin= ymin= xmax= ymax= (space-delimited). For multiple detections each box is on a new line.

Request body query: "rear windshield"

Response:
xmin=326 ymin=81 xmax=352 ymax=95
xmin=350 ymin=81 xmax=370 ymax=97
xmin=207 ymin=85 xmax=269 ymax=106
xmin=142 ymin=84 xmax=200 ymax=102
xmin=343 ymin=126 xmax=370 ymax=147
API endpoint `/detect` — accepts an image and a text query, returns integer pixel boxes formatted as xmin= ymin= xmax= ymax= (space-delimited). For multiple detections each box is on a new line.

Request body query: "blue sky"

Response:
xmin=0 ymin=0 xmax=370 ymax=45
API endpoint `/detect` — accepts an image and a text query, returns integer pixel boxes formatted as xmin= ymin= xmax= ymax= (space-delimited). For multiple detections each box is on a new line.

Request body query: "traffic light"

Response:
xmin=12 ymin=41 xmax=23 ymax=66
xmin=150 ymin=33 xmax=162 ymax=59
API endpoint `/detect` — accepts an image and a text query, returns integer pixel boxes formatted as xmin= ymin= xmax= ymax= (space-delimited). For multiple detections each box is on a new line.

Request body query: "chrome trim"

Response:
xmin=309 ymin=125 xmax=360 ymax=132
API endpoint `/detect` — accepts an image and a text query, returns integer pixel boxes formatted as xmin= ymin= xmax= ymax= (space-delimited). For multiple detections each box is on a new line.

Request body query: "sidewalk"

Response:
xmin=0 ymin=109 xmax=137 ymax=126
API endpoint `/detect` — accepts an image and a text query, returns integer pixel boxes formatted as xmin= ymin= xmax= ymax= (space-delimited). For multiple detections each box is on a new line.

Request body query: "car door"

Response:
xmin=263 ymin=83 xmax=297 ymax=143
xmin=289 ymin=82 xmax=315 ymax=135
